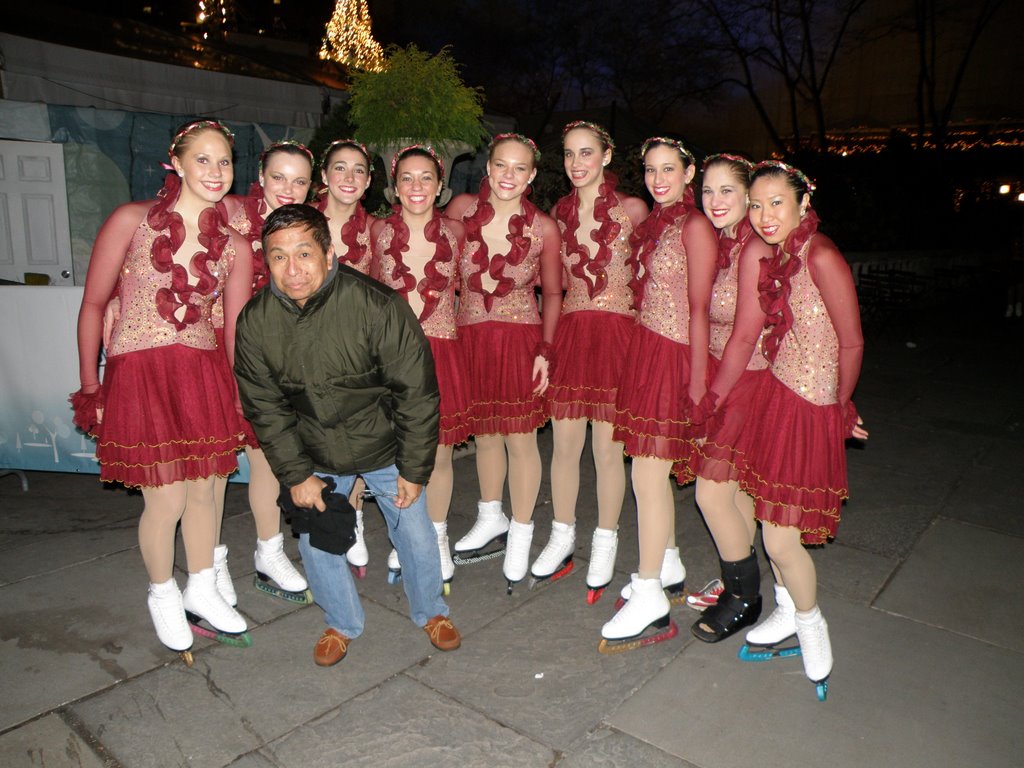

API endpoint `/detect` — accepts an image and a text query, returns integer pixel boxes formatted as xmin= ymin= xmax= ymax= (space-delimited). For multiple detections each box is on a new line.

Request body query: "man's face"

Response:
xmin=265 ymin=225 xmax=334 ymax=308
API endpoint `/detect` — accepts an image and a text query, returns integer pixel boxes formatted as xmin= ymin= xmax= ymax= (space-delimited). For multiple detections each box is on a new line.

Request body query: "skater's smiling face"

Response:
xmin=748 ymin=175 xmax=808 ymax=246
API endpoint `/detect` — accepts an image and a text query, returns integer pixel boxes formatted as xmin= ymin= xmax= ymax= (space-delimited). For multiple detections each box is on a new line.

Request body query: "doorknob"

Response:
xmin=61 ymin=270 xmax=71 ymax=278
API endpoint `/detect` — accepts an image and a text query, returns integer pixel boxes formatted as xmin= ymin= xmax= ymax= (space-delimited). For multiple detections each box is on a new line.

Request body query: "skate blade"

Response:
xmin=443 ymin=581 xmax=451 ymax=597
xmin=187 ymin=614 xmax=253 ymax=648
xmin=180 ymin=650 xmax=194 ymax=667
xmin=816 ymin=679 xmax=829 ymax=701
xmin=452 ymin=543 xmax=507 ymax=566
xmin=349 ymin=565 xmax=367 ymax=579
xmin=387 ymin=568 xmax=403 ymax=585
xmin=253 ymin=575 xmax=313 ymax=605
xmin=586 ymin=585 xmax=607 ymax=605
xmin=598 ymin=618 xmax=679 ymax=654
xmin=738 ymin=642 xmax=801 ymax=662
xmin=528 ymin=558 xmax=574 ymax=590
xmin=685 ymin=579 xmax=724 ymax=612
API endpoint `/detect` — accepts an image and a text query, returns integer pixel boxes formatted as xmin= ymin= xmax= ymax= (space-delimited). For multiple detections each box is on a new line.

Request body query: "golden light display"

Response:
xmin=319 ymin=0 xmax=387 ymax=73
xmin=195 ymin=0 xmax=235 ymax=41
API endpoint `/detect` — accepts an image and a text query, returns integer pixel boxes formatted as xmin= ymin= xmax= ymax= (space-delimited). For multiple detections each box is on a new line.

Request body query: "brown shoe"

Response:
xmin=423 ymin=614 xmax=461 ymax=651
xmin=314 ymin=628 xmax=350 ymax=666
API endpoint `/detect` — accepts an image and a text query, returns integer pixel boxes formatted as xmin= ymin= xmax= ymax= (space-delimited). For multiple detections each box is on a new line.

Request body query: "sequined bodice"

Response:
xmin=107 ymin=219 xmax=228 ymax=356
xmin=637 ymin=217 xmax=690 ymax=343
xmin=771 ymin=242 xmax=839 ymax=404
xmin=709 ymin=234 xmax=768 ymax=369
xmin=457 ymin=198 xmax=544 ymax=326
xmin=338 ymin=226 xmax=372 ymax=275
xmin=375 ymin=219 xmax=461 ymax=340
xmin=559 ymin=201 xmax=635 ymax=316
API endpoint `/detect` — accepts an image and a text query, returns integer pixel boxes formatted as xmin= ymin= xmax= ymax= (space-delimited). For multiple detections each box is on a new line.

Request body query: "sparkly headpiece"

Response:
xmin=702 ymin=153 xmax=754 ymax=173
xmin=168 ymin=120 xmax=234 ymax=161
xmin=320 ymin=139 xmax=372 ymax=170
xmin=641 ymin=137 xmax=695 ymax=166
xmin=751 ymin=160 xmax=817 ymax=196
xmin=391 ymin=144 xmax=445 ymax=181
xmin=562 ymin=120 xmax=615 ymax=151
xmin=259 ymin=140 xmax=314 ymax=172
xmin=489 ymin=133 xmax=542 ymax=164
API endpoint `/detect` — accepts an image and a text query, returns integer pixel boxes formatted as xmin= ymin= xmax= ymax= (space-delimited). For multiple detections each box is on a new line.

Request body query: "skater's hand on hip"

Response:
xmin=292 ymin=475 xmax=327 ymax=512
xmin=395 ymin=477 xmax=422 ymax=509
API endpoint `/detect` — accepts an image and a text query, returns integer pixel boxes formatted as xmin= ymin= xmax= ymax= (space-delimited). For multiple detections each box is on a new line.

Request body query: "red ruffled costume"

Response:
xmin=71 ymin=175 xmax=252 ymax=487
xmin=314 ymin=194 xmax=373 ymax=274
xmin=736 ymin=211 xmax=864 ymax=544
xmin=372 ymin=208 xmax=472 ymax=446
xmin=547 ymin=172 xmax=640 ymax=424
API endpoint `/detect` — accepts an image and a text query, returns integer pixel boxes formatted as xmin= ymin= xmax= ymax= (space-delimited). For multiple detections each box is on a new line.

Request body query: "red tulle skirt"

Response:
xmin=214 ymin=326 xmax=259 ymax=449
xmin=97 ymin=344 xmax=243 ymax=488
xmin=459 ymin=321 xmax=547 ymax=435
xmin=737 ymin=373 xmax=849 ymax=545
xmin=612 ymin=325 xmax=697 ymax=473
xmin=690 ymin=365 xmax=769 ymax=484
xmin=430 ymin=336 xmax=472 ymax=446
xmin=547 ymin=310 xmax=636 ymax=424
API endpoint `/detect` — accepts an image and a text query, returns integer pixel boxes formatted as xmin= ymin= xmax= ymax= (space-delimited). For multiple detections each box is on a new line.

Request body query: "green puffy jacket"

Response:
xmin=234 ymin=263 xmax=440 ymax=488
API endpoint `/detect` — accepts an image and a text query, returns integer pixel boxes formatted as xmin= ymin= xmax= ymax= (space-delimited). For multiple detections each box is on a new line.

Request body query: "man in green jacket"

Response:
xmin=234 ymin=204 xmax=460 ymax=666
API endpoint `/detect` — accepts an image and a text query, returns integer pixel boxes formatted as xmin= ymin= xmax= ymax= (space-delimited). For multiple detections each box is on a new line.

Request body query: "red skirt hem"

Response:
xmin=430 ymin=336 xmax=472 ymax=446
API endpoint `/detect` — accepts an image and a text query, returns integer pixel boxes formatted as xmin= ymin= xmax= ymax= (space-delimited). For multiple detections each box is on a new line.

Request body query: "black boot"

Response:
xmin=690 ymin=548 xmax=762 ymax=643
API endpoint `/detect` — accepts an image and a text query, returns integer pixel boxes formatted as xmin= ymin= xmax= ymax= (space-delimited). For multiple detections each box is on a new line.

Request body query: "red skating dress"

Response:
xmin=690 ymin=219 xmax=770 ymax=483
xmin=738 ymin=214 xmax=863 ymax=544
xmin=455 ymin=184 xmax=556 ymax=436
xmin=612 ymin=196 xmax=712 ymax=479
xmin=372 ymin=210 xmax=472 ymax=446
xmin=74 ymin=185 xmax=244 ymax=487
xmin=547 ymin=173 xmax=639 ymax=424
xmin=315 ymin=195 xmax=373 ymax=274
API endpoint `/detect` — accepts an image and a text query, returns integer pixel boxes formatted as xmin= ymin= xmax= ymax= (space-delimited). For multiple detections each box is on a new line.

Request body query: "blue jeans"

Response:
xmin=297 ymin=464 xmax=447 ymax=638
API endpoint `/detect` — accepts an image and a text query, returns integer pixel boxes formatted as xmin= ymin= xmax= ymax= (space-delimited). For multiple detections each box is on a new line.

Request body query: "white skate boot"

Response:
xmin=387 ymin=547 xmax=402 ymax=584
xmin=618 ymin=546 xmax=686 ymax=605
xmin=585 ymin=527 xmax=618 ymax=604
xmin=183 ymin=568 xmax=250 ymax=646
xmin=503 ymin=519 xmax=534 ymax=594
xmin=599 ymin=574 xmax=677 ymax=653
xmin=795 ymin=606 xmax=833 ymax=700
xmin=254 ymin=533 xmax=311 ymax=604
xmin=739 ymin=584 xmax=799 ymax=661
xmin=213 ymin=544 xmax=238 ymax=607
xmin=453 ymin=500 xmax=509 ymax=564
xmin=147 ymin=578 xmax=192 ymax=653
xmin=529 ymin=521 xmax=575 ymax=586
xmin=347 ymin=508 xmax=368 ymax=579
xmin=434 ymin=521 xmax=454 ymax=595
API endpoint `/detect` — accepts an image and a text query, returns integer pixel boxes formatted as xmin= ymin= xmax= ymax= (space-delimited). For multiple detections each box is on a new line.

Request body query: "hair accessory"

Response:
xmin=641 ymin=136 xmax=695 ymax=166
xmin=562 ymin=121 xmax=615 ymax=151
xmin=751 ymin=160 xmax=817 ymax=196
xmin=259 ymin=140 xmax=314 ymax=172
xmin=168 ymin=120 xmax=234 ymax=161
xmin=320 ymin=138 xmax=372 ymax=170
xmin=702 ymin=153 xmax=754 ymax=172
xmin=489 ymin=133 xmax=542 ymax=163
xmin=391 ymin=144 xmax=445 ymax=180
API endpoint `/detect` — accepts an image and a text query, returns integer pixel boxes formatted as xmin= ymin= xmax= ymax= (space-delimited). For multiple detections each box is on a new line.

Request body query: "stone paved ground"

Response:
xmin=1 ymin=300 xmax=1021 ymax=767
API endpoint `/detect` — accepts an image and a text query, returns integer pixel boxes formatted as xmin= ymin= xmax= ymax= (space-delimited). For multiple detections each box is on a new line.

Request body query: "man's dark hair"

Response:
xmin=261 ymin=204 xmax=333 ymax=256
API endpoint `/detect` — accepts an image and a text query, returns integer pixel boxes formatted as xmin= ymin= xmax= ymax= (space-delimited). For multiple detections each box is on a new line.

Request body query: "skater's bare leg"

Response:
xmin=551 ymin=418 xmax=586 ymax=525
xmin=592 ymin=421 xmax=627 ymax=531
xmin=213 ymin=475 xmax=228 ymax=537
xmin=735 ymin=488 xmax=758 ymax=549
xmin=180 ymin=477 xmax=217 ymax=573
xmin=506 ymin=430 xmax=541 ymax=524
xmin=695 ymin=479 xmax=754 ymax=562
xmin=632 ymin=457 xmax=673 ymax=578
xmin=349 ymin=477 xmax=365 ymax=514
xmin=475 ymin=433 xmax=507 ymax=503
xmin=245 ymin=447 xmax=282 ymax=540
xmin=762 ymin=522 xmax=816 ymax=611
xmin=139 ymin=483 xmax=188 ymax=582
xmin=426 ymin=444 xmax=455 ymax=524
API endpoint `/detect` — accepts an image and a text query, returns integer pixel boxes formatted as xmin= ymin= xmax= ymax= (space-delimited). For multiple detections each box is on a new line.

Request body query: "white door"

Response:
xmin=0 ymin=140 xmax=74 ymax=286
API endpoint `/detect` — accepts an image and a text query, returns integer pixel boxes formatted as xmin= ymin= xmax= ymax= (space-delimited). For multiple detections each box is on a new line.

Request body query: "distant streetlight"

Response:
xmin=998 ymin=184 xmax=1011 ymax=194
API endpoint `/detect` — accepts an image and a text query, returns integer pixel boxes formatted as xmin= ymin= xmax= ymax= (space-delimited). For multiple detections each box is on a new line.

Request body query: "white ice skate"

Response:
xmin=183 ymin=568 xmax=251 ymax=647
xmin=529 ymin=521 xmax=575 ymax=588
xmin=503 ymin=519 xmax=534 ymax=594
xmin=585 ymin=527 xmax=618 ymax=604
xmin=434 ymin=521 xmax=455 ymax=595
xmin=213 ymin=544 xmax=238 ymax=607
xmin=795 ymin=606 xmax=833 ymax=701
xmin=739 ymin=584 xmax=799 ymax=662
xmin=254 ymin=533 xmax=311 ymax=604
xmin=618 ymin=546 xmax=686 ymax=606
xmin=453 ymin=500 xmax=509 ymax=565
xmin=599 ymin=574 xmax=677 ymax=653
xmin=347 ymin=508 xmax=368 ymax=579
xmin=387 ymin=547 xmax=402 ymax=585
xmin=147 ymin=579 xmax=193 ymax=656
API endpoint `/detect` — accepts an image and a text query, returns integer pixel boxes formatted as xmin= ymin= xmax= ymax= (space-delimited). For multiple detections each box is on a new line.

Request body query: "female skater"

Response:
xmin=446 ymin=133 xmax=562 ymax=593
xmin=740 ymin=161 xmax=866 ymax=698
xmin=72 ymin=120 xmax=252 ymax=655
xmin=534 ymin=121 xmax=648 ymax=602
xmin=687 ymin=154 xmax=772 ymax=642
xmin=212 ymin=141 xmax=314 ymax=605
xmin=370 ymin=145 xmax=470 ymax=594
xmin=601 ymin=137 xmax=717 ymax=651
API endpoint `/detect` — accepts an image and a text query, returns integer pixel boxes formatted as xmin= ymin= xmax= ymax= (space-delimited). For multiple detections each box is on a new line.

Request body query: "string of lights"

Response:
xmin=318 ymin=0 xmax=387 ymax=73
